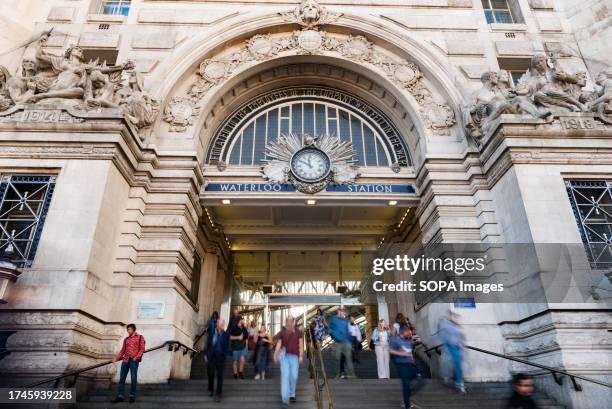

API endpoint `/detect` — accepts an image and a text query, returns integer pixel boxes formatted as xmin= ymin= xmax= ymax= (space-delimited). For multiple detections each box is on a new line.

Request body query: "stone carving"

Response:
xmin=0 ymin=32 xmax=159 ymax=139
xmin=463 ymin=54 xmax=607 ymax=141
xmin=163 ymin=96 xmax=200 ymax=132
xmin=591 ymin=68 xmax=612 ymax=123
xmin=116 ymin=72 xmax=159 ymax=136
xmin=262 ymin=132 xmax=358 ymax=194
xmin=179 ymin=13 xmax=456 ymax=134
xmin=0 ymin=66 xmax=12 ymax=111
xmin=279 ymin=0 xmax=342 ymax=29
xmin=5 ymin=58 xmax=38 ymax=105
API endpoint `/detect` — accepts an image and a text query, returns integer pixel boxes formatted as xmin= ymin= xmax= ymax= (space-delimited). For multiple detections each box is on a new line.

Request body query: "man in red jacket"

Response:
xmin=112 ymin=323 xmax=145 ymax=403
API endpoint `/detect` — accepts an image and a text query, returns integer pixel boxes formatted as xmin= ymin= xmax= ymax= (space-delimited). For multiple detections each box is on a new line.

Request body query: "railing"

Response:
xmin=306 ymin=330 xmax=334 ymax=409
xmin=424 ymin=344 xmax=612 ymax=392
xmin=193 ymin=327 xmax=208 ymax=350
xmin=24 ymin=340 xmax=198 ymax=389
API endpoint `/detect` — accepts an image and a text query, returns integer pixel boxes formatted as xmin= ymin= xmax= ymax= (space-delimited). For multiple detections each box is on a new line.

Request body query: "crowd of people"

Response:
xmin=108 ymin=307 xmax=547 ymax=409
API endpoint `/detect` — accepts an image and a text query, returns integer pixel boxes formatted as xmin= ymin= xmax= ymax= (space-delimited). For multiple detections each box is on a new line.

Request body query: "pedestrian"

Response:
xmin=389 ymin=326 xmax=421 ymax=409
xmin=348 ymin=316 xmax=362 ymax=364
xmin=229 ymin=317 xmax=249 ymax=379
xmin=438 ymin=311 xmax=466 ymax=394
xmin=307 ymin=320 xmax=319 ymax=379
xmin=112 ymin=323 xmax=145 ymax=403
xmin=328 ymin=308 xmax=356 ymax=379
xmin=392 ymin=313 xmax=409 ymax=337
xmin=372 ymin=319 xmax=391 ymax=379
xmin=247 ymin=319 xmax=258 ymax=351
xmin=206 ymin=311 xmax=219 ymax=337
xmin=505 ymin=373 xmax=541 ymax=409
xmin=253 ymin=325 xmax=272 ymax=380
xmin=205 ymin=318 xmax=230 ymax=402
xmin=228 ymin=306 xmax=242 ymax=331
xmin=274 ymin=316 xmax=304 ymax=409
xmin=313 ymin=308 xmax=327 ymax=343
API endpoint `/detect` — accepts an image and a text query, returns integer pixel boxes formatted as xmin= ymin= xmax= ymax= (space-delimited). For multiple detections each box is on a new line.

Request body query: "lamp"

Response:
xmin=0 ymin=244 xmax=21 ymax=304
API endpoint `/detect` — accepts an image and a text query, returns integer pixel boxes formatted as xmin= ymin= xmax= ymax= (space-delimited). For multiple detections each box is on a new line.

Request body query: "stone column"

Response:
xmin=197 ymin=245 xmax=220 ymax=327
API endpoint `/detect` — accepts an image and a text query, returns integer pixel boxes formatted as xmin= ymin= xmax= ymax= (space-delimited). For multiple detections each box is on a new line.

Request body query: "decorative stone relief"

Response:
xmin=0 ymin=32 xmax=159 ymax=141
xmin=279 ymin=0 xmax=343 ymax=29
xmin=464 ymin=54 xmax=612 ymax=142
xmin=171 ymin=0 xmax=456 ymax=135
xmin=163 ymin=96 xmax=200 ymax=132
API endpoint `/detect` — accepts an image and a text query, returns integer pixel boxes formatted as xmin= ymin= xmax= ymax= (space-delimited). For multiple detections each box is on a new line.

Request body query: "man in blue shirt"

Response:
xmin=328 ymin=308 xmax=355 ymax=378
xmin=204 ymin=318 xmax=230 ymax=402
xmin=389 ymin=326 xmax=419 ymax=408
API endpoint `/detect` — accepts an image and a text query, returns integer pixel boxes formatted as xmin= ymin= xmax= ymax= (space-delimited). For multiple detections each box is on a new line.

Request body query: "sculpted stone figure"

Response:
xmin=118 ymin=72 xmax=159 ymax=131
xmin=279 ymin=0 xmax=342 ymax=29
xmin=29 ymin=32 xmax=134 ymax=104
xmin=464 ymin=71 xmax=513 ymax=140
xmin=85 ymin=70 xmax=120 ymax=108
xmin=517 ymin=54 xmax=588 ymax=112
xmin=590 ymin=68 xmax=612 ymax=121
xmin=0 ymin=66 xmax=13 ymax=111
xmin=5 ymin=58 xmax=38 ymax=105
xmin=497 ymin=69 xmax=549 ymax=119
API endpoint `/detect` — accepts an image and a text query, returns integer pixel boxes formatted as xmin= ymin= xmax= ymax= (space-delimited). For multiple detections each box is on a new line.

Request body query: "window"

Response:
xmin=100 ymin=0 xmax=131 ymax=16
xmin=566 ymin=181 xmax=612 ymax=269
xmin=482 ymin=0 xmax=517 ymax=24
xmin=0 ymin=175 xmax=56 ymax=267
xmin=498 ymin=58 xmax=531 ymax=86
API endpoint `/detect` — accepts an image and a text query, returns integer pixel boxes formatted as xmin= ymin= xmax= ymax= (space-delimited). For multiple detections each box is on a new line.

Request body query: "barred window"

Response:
xmin=0 ymin=175 xmax=56 ymax=267
xmin=99 ymin=0 xmax=131 ymax=16
xmin=566 ymin=181 xmax=612 ymax=269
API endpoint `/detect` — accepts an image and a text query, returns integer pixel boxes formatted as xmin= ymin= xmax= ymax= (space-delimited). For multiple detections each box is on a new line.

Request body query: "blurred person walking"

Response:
xmin=505 ymin=373 xmax=541 ymax=409
xmin=229 ymin=317 xmax=249 ymax=379
xmin=329 ymin=308 xmax=356 ymax=378
xmin=253 ymin=325 xmax=272 ymax=380
xmin=390 ymin=326 xmax=422 ymax=409
xmin=112 ymin=324 xmax=145 ymax=403
xmin=348 ymin=316 xmax=362 ymax=364
xmin=438 ymin=311 xmax=466 ymax=394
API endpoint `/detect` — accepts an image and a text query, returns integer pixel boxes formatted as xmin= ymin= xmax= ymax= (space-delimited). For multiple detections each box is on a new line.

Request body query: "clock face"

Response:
xmin=290 ymin=148 xmax=331 ymax=182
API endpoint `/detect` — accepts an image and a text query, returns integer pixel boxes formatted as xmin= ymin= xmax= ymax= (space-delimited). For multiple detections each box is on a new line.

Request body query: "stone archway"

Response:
xmin=150 ymin=1 xmax=470 ymax=165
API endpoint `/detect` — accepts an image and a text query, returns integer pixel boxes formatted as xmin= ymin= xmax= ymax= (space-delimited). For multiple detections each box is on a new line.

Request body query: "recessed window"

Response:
xmin=566 ymin=181 xmax=612 ymax=269
xmin=0 ymin=175 xmax=56 ymax=268
xmin=482 ymin=0 xmax=523 ymax=24
xmin=99 ymin=0 xmax=131 ymax=16
xmin=498 ymin=58 xmax=531 ymax=86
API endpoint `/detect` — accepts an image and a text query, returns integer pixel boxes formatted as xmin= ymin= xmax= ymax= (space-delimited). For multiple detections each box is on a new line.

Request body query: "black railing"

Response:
xmin=193 ymin=327 xmax=208 ymax=350
xmin=305 ymin=330 xmax=334 ymax=409
xmin=24 ymin=340 xmax=198 ymax=389
xmin=424 ymin=344 xmax=612 ymax=392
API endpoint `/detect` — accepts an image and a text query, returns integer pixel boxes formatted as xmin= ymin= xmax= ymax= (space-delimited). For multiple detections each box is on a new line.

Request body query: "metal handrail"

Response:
xmin=306 ymin=330 xmax=322 ymax=409
xmin=193 ymin=327 xmax=209 ymax=349
xmin=23 ymin=340 xmax=198 ymax=389
xmin=306 ymin=330 xmax=334 ymax=409
xmin=424 ymin=343 xmax=612 ymax=391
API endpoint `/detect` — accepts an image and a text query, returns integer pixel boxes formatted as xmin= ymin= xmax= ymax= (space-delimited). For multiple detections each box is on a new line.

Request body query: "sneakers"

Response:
xmin=254 ymin=374 xmax=261 ymax=380
xmin=112 ymin=397 xmax=124 ymax=403
xmin=239 ymin=372 xmax=244 ymax=379
xmin=456 ymin=382 xmax=466 ymax=394
xmin=214 ymin=394 xmax=223 ymax=402
xmin=289 ymin=397 xmax=297 ymax=403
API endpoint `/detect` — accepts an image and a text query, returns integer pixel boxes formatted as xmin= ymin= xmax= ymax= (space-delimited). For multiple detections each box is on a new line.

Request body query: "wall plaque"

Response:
xmin=137 ymin=301 xmax=165 ymax=319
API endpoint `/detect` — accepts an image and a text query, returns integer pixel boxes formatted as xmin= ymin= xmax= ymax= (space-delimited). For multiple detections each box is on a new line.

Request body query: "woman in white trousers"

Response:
xmin=371 ymin=319 xmax=391 ymax=379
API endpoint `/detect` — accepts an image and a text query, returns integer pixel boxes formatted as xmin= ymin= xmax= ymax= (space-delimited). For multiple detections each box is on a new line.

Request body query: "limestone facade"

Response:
xmin=0 ymin=1 xmax=610 ymax=409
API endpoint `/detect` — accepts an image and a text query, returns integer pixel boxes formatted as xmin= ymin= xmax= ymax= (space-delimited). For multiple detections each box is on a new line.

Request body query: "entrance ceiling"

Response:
xmin=207 ymin=203 xmax=407 ymax=282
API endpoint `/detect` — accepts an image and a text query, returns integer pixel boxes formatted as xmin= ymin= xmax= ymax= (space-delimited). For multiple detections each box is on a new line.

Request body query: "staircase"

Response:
xmin=77 ymin=349 xmax=315 ymax=409
xmin=77 ymin=346 xmax=565 ymax=409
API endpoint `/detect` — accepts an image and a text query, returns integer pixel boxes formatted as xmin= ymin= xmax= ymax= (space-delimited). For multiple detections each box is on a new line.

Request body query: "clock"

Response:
xmin=290 ymin=147 xmax=331 ymax=183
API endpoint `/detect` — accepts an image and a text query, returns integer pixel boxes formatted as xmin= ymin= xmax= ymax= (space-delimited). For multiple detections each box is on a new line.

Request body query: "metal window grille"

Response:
xmin=0 ymin=175 xmax=56 ymax=267
xmin=482 ymin=0 xmax=515 ymax=24
xmin=100 ymin=0 xmax=131 ymax=16
xmin=566 ymin=180 xmax=612 ymax=269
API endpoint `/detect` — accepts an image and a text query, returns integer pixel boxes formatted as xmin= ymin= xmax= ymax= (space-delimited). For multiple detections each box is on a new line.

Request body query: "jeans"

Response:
xmin=446 ymin=344 xmax=463 ymax=384
xmin=396 ymin=362 xmax=418 ymax=408
xmin=280 ymin=353 xmax=299 ymax=404
xmin=116 ymin=359 xmax=139 ymax=398
xmin=207 ymin=352 xmax=225 ymax=395
xmin=335 ymin=341 xmax=355 ymax=377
